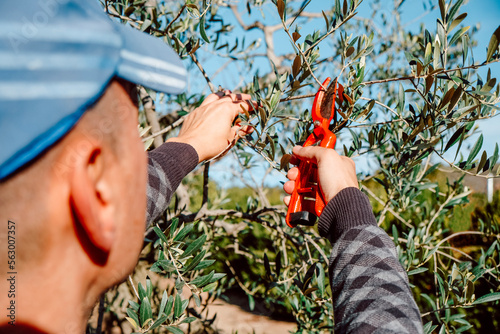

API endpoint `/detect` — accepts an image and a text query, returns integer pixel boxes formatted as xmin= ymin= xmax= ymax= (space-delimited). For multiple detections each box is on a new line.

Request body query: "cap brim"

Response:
xmin=114 ymin=23 xmax=187 ymax=95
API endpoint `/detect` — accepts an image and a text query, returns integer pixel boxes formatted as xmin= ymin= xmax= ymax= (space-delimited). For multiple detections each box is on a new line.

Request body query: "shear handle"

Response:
xmin=285 ymin=77 xmax=340 ymax=228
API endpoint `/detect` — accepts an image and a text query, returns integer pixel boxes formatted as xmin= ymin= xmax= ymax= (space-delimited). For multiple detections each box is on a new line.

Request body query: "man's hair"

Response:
xmin=77 ymin=78 xmax=138 ymax=157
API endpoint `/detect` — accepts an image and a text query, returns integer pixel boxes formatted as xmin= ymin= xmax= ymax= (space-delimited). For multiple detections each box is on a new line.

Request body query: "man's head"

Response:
xmin=1 ymin=77 xmax=146 ymax=281
xmin=0 ymin=1 xmax=186 ymax=330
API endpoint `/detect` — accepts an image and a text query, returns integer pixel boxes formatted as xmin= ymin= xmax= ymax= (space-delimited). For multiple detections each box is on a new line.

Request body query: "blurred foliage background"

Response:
xmin=89 ymin=0 xmax=500 ymax=333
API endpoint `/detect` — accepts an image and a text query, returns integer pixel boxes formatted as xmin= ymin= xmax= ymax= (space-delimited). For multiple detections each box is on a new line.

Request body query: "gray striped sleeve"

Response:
xmin=146 ymin=142 xmax=198 ymax=225
xmin=329 ymin=226 xmax=423 ymax=333
xmin=319 ymin=188 xmax=423 ymax=333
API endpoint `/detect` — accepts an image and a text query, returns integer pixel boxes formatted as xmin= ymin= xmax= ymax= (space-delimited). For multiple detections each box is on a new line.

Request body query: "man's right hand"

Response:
xmin=283 ymin=146 xmax=358 ymax=206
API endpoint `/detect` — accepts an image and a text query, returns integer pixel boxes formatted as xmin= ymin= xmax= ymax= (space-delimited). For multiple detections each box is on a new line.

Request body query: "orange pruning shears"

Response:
xmin=286 ymin=77 xmax=344 ymax=228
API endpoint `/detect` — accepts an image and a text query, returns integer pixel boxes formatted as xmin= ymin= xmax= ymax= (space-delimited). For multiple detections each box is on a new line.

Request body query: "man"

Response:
xmin=0 ymin=1 xmax=423 ymax=333
xmin=0 ymin=1 xmax=251 ymax=333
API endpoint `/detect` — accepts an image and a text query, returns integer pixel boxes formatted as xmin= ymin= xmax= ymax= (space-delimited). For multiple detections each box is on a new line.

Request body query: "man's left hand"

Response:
xmin=167 ymin=91 xmax=254 ymax=162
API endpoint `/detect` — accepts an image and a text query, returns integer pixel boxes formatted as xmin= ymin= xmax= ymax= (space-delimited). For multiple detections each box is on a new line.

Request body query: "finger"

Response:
xmin=283 ymin=195 xmax=291 ymax=206
xmin=223 ymin=98 xmax=258 ymax=117
xmin=201 ymin=90 xmax=236 ymax=106
xmin=286 ymin=167 xmax=299 ymax=181
xmin=218 ymin=99 xmax=255 ymax=127
xmin=283 ymin=180 xmax=295 ymax=194
xmin=227 ymin=101 xmax=252 ymax=121
xmin=221 ymin=93 xmax=253 ymax=103
xmin=232 ymin=92 xmax=252 ymax=101
xmin=240 ymin=100 xmax=261 ymax=118
xmin=240 ymin=125 xmax=254 ymax=135
xmin=232 ymin=124 xmax=253 ymax=139
xmin=230 ymin=125 xmax=240 ymax=140
xmin=200 ymin=92 xmax=225 ymax=106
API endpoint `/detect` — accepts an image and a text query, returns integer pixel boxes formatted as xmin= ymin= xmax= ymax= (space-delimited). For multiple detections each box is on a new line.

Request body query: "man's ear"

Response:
xmin=69 ymin=145 xmax=116 ymax=253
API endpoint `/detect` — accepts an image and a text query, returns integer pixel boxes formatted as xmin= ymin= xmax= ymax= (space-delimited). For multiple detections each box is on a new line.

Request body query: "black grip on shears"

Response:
xmin=289 ymin=211 xmax=318 ymax=227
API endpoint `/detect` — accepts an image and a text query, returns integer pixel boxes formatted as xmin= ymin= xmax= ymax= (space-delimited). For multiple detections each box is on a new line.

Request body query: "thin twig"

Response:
xmin=346 ymin=119 xmax=406 ymax=128
xmin=240 ymin=137 xmax=285 ymax=175
xmin=176 ymin=207 xmax=281 ymax=226
xmin=167 ymin=247 xmax=198 ymax=293
xmin=303 ymin=237 xmax=314 ymax=265
xmin=282 ymin=238 xmax=289 ymax=267
xmin=164 ymin=4 xmax=186 ymax=33
xmin=280 ymin=93 xmax=315 ymax=102
xmin=433 ymin=150 xmax=498 ymax=179
xmin=361 ymin=185 xmax=413 ymax=228
xmin=434 ymin=231 xmax=492 ymax=250
xmin=281 ymin=20 xmax=325 ymax=89
xmin=128 ymin=275 xmax=140 ymax=300
xmin=433 ymin=253 xmax=439 ymax=310
xmin=359 ymin=60 xmax=500 ymax=86
xmin=228 ymin=4 xmax=308 ymax=67
xmin=225 ymin=260 xmax=256 ymax=295
xmin=202 ymin=163 xmax=210 ymax=206
xmin=304 ymin=8 xmax=362 ymax=55
xmin=421 ymin=304 xmax=470 ymax=318
xmin=142 ymin=116 xmax=186 ymax=142
xmin=417 ymin=153 xmax=433 ymax=182
xmin=424 ymin=190 xmax=459 ymax=238
xmin=303 ymin=234 xmax=329 ymax=264
xmin=190 ymin=51 xmax=217 ymax=93
xmin=96 ymin=295 xmax=105 ymax=334
xmin=440 ymin=246 xmax=474 ymax=260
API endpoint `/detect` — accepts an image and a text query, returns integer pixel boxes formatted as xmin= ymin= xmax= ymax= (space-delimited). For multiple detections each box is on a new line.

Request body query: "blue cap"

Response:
xmin=0 ymin=0 xmax=187 ymax=180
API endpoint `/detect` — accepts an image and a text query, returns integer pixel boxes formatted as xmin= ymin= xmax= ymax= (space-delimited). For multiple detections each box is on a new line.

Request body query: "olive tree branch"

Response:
xmin=433 ymin=150 xmax=500 ymax=179
xmin=177 ymin=207 xmax=282 ymax=225
xmin=434 ymin=231 xmax=495 ymax=250
xmin=303 ymin=234 xmax=329 ymax=264
xmin=167 ymin=247 xmax=197 ymax=292
xmin=360 ymin=60 xmax=500 ymax=86
xmin=280 ymin=93 xmax=315 ymax=102
xmin=164 ymin=4 xmax=186 ymax=33
xmin=421 ymin=304 xmax=472 ymax=318
xmin=140 ymin=87 xmax=163 ymax=148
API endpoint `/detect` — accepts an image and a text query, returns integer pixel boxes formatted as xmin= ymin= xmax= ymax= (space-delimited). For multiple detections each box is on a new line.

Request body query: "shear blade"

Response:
xmin=320 ymin=80 xmax=337 ymax=120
